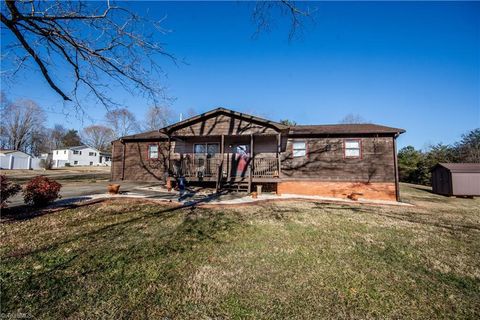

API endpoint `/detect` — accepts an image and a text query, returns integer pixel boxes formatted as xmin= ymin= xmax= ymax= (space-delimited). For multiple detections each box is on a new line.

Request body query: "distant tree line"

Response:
xmin=0 ymin=93 xmax=196 ymax=156
xmin=398 ymin=128 xmax=480 ymax=185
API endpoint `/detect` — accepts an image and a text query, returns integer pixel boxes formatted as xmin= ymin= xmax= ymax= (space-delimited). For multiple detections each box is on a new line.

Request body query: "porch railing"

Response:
xmin=170 ymin=157 xmax=220 ymax=178
xmin=252 ymin=157 xmax=279 ymax=178
xmin=170 ymin=156 xmax=279 ymax=179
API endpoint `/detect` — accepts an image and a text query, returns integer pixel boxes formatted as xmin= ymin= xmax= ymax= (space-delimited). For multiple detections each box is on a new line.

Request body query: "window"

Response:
xmin=73 ymin=150 xmax=79 ymax=155
xmin=148 ymin=145 xmax=159 ymax=159
xmin=64 ymin=150 xmax=66 ymax=154
xmin=292 ymin=141 xmax=306 ymax=157
xmin=194 ymin=143 xmax=219 ymax=158
xmin=74 ymin=161 xmax=78 ymax=165
xmin=345 ymin=139 xmax=361 ymax=158
xmin=89 ymin=161 xmax=93 ymax=166
xmin=89 ymin=152 xmax=96 ymax=156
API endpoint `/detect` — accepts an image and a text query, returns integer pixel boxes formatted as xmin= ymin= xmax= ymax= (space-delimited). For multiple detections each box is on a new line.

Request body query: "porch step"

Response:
xmin=221 ymin=181 xmax=250 ymax=192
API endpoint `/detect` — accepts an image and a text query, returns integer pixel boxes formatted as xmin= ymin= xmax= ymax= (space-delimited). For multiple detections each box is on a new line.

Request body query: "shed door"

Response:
xmin=452 ymin=173 xmax=480 ymax=196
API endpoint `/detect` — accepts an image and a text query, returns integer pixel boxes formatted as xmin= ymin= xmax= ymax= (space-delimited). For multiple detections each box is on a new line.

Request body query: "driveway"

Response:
xmin=5 ymin=180 xmax=156 ymax=207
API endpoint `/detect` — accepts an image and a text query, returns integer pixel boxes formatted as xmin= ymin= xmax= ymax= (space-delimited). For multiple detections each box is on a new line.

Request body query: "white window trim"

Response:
xmin=148 ymin=144 xmax=159 ymax=159
xmin=193 ymin=143 xmax=219 ymax=158
xmin=344 ymin=139 xmax=361 ymax=158
xmin=292 ymin=140 xmax=307 ymax=158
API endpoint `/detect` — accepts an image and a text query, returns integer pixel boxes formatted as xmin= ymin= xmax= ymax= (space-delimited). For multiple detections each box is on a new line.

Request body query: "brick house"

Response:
xmin=111 ymin=107 xmax=405 ymax=201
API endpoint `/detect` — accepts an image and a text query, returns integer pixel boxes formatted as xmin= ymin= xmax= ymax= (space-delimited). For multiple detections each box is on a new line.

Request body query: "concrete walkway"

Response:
xmin=52 ymin=188 xmax=413 ymax=208
xmin=5 ymin=179 xmax=412 ymax=211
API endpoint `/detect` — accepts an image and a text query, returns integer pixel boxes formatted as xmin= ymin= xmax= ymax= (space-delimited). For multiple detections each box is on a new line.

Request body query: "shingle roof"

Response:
xmin=114 ymin=108 xmax=406 ymax=141
xmin=119 ymin=130 xmax=169 ymax=141
xmin=435 ymin=163 xmax=480 ymax=173
xmin=289 ymin=124 xmax=405 ymax=135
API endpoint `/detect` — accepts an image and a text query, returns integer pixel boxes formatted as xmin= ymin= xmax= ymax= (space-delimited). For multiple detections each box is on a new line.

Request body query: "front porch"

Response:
xmin=167 ymin=134 xmax=282 ymax=192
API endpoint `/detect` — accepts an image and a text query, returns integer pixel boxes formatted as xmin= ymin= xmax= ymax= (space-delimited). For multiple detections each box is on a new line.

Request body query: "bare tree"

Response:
xmin=144 ymin=106 xmax=174 ymax=131
xmin=30 ymin=127 xmax=51 ymax=155
xmin=49 ymin=124 xmax=67 ymax=149
xmin=251 ymin=1 xmax=314 ymax=40
xmin=0 ymin=98 xmax=46 ymax=153
xmin=339 ymin=114 xmax=369 ymax=124
xmin=105 ymin=108 xmax=139 ymax=138
xmin=82 ymin=124 xmax=114 ymax=152
xmin=185 ymin=107 xmax=197 ymax=119
xmin=1 ymin=0 xmax=173 ymax=109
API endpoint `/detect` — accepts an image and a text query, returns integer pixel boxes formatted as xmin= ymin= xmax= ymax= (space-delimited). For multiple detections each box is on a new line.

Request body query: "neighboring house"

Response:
xmin=431 ymin=163 xmax=480 ymax=196
xmin=52 ymin=146 xmax=111 ymax=167
xmin=0 ymin=150 xmax=42 ymax=169
xmin=111 ymin=107 xmax=405 ymax=201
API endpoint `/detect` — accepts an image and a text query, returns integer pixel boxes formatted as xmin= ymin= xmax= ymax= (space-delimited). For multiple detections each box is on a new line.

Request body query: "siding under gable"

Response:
xmin=170 ymin=114 xmax=278 ymax=136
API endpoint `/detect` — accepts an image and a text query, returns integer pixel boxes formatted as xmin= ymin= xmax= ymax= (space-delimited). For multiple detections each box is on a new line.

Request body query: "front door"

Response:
xmin=232 ymin=144 xmax=250 ymax=178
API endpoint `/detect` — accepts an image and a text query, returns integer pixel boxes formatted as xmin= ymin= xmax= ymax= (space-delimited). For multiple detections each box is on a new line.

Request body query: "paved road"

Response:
xmin=6 ymin=180 xmax=156 ymax=207
xmin=3 ymin=169 xmax=238 ymax=208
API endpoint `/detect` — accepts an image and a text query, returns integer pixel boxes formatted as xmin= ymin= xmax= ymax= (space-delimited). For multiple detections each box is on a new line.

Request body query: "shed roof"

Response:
xmin=434 ymin=163 xmax=480 ymax=173
xmin=0 ymin=150 xmax=32 ymax=157
xmin=290 ymin=124 xmax=405 ymax=135
xmin=0 ymin=150 xmax=16 ymax=154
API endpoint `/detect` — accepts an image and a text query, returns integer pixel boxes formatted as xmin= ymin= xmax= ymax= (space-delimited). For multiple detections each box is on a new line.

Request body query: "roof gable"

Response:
xmin=162 ymin=107 xmax=288 ymax=136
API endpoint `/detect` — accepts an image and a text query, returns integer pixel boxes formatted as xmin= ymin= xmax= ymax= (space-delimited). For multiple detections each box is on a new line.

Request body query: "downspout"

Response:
xmin=393 ymin=133 xmax=400 ymax=201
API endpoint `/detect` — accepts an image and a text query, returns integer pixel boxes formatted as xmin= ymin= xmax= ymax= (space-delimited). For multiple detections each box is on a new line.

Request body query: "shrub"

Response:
xmin=0 ymin=175 xmax=21 ymax=209
xmin=23 ymin=176 xmax=62 ymax=207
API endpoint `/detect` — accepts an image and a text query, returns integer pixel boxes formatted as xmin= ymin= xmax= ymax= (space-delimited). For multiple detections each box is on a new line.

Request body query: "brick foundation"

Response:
xmin=277 ymin=181 xmax=397 ymax=201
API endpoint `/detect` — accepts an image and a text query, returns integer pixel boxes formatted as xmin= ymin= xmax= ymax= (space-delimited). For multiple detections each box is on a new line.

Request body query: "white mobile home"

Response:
xmin=52 ymin=146 xmax=111 ymax=167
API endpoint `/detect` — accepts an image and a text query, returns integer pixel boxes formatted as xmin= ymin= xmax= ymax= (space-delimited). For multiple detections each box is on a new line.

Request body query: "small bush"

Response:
xmin=23 ymin=176 xmax=62 ymax=207
xmin=0 ymin=175 xmax=21 ymax=208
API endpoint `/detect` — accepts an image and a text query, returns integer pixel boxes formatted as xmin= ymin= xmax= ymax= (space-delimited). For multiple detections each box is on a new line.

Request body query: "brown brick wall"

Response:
xmin=277 ymin=181 xmax=396 ymax=201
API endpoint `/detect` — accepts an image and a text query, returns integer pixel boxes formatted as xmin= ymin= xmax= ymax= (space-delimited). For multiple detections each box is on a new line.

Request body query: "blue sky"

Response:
xmin=1 ymin=1 xmax=479 ymax=149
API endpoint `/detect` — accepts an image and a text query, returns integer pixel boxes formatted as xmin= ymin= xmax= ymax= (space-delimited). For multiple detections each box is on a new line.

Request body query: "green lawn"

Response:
xmin=1 ymin=184 xmax=479 ymax=319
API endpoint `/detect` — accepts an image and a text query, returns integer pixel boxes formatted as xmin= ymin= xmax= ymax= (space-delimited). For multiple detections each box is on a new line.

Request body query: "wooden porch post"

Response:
xmin=217 ymin=134 xmax=225 ymax=192
xmin=277 ymin=133 xmax=282 ymax=178
xmin=248 ymin=134 xmax=253 ymax=193
xmin=167 ymin=135 xmax=171 ymax=175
